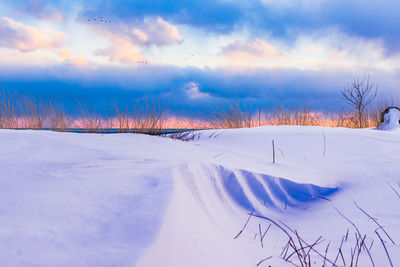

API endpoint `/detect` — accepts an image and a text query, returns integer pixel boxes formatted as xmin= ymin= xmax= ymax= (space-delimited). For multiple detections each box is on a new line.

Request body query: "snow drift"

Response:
xmin=175 ymin=163 xmax=337 ymax=214
xmin=379 ymin=106 xmax=400 ymax=130
xmin=0 ymin=127 xmax=399 ymax=267
xmin=137 ymin=163 xmax=338 ymax=267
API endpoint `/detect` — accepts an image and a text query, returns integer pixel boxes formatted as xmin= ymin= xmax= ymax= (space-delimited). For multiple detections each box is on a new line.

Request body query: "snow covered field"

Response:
xmin=0 ymin=126 xmax=399 ymax=267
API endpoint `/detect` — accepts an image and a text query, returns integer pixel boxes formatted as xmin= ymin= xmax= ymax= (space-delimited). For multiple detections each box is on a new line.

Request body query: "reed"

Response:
xmin=207 ymin=101 xmax=256 ymax=129
xmin=0 ymin=90 xmax=396 ymax=132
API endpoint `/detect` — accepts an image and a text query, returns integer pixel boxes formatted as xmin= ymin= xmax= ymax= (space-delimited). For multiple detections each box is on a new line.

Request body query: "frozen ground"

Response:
xmin=0 ymin=126 xmax=399 ymax=266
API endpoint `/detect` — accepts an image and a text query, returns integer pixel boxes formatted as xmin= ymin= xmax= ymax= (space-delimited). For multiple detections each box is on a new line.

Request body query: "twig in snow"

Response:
xmin=272 ymin=140 xmax=276 ymax=164
xmin=234 ymin=209 xmax=255 ymax=239
xmin=258 ymin=223 xmax=271 ymax=248
xmin=214 ymin=131 xmax=224 ymax=138
xmin=313 ymin=194 xmax=331 ymax=201
xmin=306 ymin=236 xmax=324 ymax=258
xmin=333 ymin=235 xmax=345 ymax=266
xmin=208 ymin=131 xmax=217 ymax=138
xmin=279 ymin=221 xmax=337 ymax=266
xmin=375 ymin=230 xmax=394 ymax=267
xmin=256 ymin=256 xmax=272 ymax=266
xmin=281 ymin=238 xmax=292 ymax=258
xmin=368 ymin=239 xmax=374 ymax=251
xmin=278 ymin=148 xmax=286 ymax=158
xmin=355 ymin=234 xmax=367 ymax=267
xmin=335 ymin=208 xmax=362 ymax=237
xmin=285 ymin=235 xmax=323 ymax=263
xmin=353 ymin=201 xmax=395 ymax=245
xmin=387 ymin=182 xmax=400 ymax=199
xmin=335 ymin=208 xmax=375 ymax=267
xmin=345 ymin=228 xmax=349 ymax=242
xmin=213 ymin=152 xmax=225 ymax=158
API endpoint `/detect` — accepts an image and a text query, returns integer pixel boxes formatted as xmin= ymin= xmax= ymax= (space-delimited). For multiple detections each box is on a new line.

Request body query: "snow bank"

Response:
xmin=138 ymin=163 xmax=337 ymax=267
xmin=0 ymin=126 xmax=399 ymax=266
xmin=379 ymin=106 xmax=400 ymax=130
xmin=176 ymin=163 xmax=337 ymax=213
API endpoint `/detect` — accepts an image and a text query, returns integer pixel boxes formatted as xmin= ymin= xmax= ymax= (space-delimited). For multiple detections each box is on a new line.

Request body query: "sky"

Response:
xmin=1 ymin=0 xmax=400 ymax=116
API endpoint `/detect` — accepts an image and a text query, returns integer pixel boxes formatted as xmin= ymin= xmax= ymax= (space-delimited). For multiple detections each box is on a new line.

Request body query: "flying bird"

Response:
xmin=88 ymin=16 xmax=112 ymax=24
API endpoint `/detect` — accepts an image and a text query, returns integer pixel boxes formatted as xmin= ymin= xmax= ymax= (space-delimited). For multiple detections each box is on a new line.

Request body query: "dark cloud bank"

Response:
xmin=1 ymin=65 xmax=398 ymax=117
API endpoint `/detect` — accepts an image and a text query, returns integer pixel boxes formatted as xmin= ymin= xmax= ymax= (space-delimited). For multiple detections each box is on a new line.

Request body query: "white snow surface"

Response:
xmin=379 ymin=107 xmax=400 ymax=130
xmin=0 ymin=126 xmax=399 ymax=267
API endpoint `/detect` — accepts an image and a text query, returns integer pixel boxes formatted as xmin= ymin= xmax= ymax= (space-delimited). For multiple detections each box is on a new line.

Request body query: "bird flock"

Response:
xmin=87 ymin=16 xmax=111 ymax=23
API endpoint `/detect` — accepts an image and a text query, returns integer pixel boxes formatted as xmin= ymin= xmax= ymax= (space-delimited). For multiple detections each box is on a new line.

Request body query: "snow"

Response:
xmin=0 ymin=126 xmax=399 ymax=266
xmin=379 ymin=107 xmax=400 ymax=130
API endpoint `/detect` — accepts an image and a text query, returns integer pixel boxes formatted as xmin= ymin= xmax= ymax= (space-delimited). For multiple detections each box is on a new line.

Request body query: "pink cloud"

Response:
xmin=58 ymin=49 xmax=89 ymax=67
xmin=132 ymin=16 xmax=183 ymax=47
xmin=92 ymin=16 xmax=182 ymax=64
xmin=0 ymin=17 xmax=68 ymax=52
xmin=95 ymin=38 xmax=145 ymax=64
xmin=62 ymin=56 xmax=88 ymax=67
xmin=221 ymin=39 xmax=277 ymax=59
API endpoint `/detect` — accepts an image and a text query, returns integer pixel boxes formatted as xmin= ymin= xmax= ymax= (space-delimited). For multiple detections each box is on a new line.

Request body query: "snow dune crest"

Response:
xmin=137 ymin=163 xmax=338 ymax=266
xmin=175 ymin=163 xmax=338 ymax=215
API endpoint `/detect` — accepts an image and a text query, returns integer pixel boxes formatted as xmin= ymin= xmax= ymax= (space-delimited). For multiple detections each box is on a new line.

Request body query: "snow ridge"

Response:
xmin=176 ymin=163 xmax=338 ymax=215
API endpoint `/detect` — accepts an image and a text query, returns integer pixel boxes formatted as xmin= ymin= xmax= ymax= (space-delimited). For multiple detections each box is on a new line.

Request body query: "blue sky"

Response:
xmin=1 ymin=0 xmax=400 ymax=115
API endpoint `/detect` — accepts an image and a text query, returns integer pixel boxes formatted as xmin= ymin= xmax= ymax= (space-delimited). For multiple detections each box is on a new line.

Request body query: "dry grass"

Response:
xmin=207 ymin=100 xmax=400 ymax=129
xmin=112 ymin=100 xmax=170 ymax=134
xmin=266 ymin=104 xmax=325 ymax=126
xmin=0 ymin=91 xmax=70 ymax=130
xmin=236 ymin=199 xmax=397 ymax=267
xmin=74 ymin=102 xmax=111 ymax=132
xmin=0 ymin=91 xmax=397 ymax=133
xmin=207 ymin=101 xmax=255 ymax=129
xmin=0 ymin=90 xmax=18 ymax=128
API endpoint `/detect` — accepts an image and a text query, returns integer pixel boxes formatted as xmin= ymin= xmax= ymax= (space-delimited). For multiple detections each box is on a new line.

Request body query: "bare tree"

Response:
xmin=342 ymin=75 xmax=377 ymax=128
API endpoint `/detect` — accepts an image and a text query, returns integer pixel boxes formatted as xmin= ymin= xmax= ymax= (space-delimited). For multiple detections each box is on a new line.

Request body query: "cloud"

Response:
xmin=220 ymin=30 xmax=400 ymax=71
xmin=0 ymin=47 xmax=89 ymax=67
xmin=130 ymin=16 xmax=183 ymax=46
xmin=18 ymin=0 xmax=66 ymax=22
xmin=89 ymin=16 xmax=182 ymax=64
xmin=221 ymin=39 xmax=278 ymax=65
xmin=184 ymin=82 xmax=210 ymax=99
xmin=62 ymin=56 xmax=88 ymax=67
xmin=85 ymin=16 xmax=183 ymax=47
xmin=0 ymin=47 xmax=60 ymax=66
xmin=0 ymin=17 xmax=68 ymax=52
xmin=79 ymin=0 xmax=241 ymax=33
xmin=95 ymin=38 xmax=145 ymax=64
xmin=6 ymin=0 xmax=400 ymax=52
xmin=58 ymin=49 xmax=89 ymax=67
xmin=222 ymin=39 xmax=277 ymax=57
xmin=74 ymin=0 xmax=400 ymax=52
xmin=247 ymin=0 xmax=400 ymax=52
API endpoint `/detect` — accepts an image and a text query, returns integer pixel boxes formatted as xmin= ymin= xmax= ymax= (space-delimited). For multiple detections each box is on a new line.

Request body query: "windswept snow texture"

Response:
xmin=0 ymin=130 xmax=173 ymax=267
xmin=180 ymin=164 xmax=338 ymax=214
xmin=0 ymin=126 xmax=400 ymax=267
